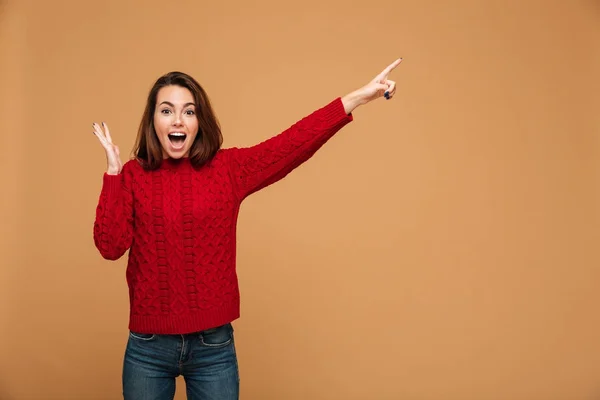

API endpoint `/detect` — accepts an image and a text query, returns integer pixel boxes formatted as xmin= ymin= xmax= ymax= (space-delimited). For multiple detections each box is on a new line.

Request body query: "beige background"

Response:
xmin=1 ymin=0 xmax=599 ymax=399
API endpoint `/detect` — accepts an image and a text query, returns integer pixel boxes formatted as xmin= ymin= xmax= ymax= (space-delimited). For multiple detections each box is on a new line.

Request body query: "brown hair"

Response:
xmin=132 ymin=71 xmax=223 ymax=170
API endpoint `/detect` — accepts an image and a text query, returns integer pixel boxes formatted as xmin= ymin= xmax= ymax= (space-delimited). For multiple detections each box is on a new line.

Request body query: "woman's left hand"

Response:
xmin=342 ymin=58 xmax=402 ymax=114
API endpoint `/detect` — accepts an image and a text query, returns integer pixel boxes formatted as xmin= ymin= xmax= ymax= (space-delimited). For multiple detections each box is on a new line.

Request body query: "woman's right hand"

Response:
xmin=92 ymin=122 xmax=122 ymax=175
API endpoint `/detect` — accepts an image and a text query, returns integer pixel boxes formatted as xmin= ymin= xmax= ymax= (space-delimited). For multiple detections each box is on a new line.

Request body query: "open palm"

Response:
xmin=92 ymin=122 xmax=122 ymax=175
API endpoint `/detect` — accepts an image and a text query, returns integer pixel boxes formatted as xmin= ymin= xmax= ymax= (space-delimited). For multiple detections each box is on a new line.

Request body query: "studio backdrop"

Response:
xmin=1 ymin=0 xmax=599 ymax=399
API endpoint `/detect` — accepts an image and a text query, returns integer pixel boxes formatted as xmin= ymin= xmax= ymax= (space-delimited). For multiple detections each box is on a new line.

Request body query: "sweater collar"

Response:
xmin=160 ymin=157 xmax=191 ymax=170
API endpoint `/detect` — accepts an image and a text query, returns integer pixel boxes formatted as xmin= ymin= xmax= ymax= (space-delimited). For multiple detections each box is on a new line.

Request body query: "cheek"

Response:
xmin=153 ymin=116 xmax=168 ymax=137
xmin=190 ymin=117 xmax=199 ymax=130
xmin=187 ymin=119 xmax=199 ymax=135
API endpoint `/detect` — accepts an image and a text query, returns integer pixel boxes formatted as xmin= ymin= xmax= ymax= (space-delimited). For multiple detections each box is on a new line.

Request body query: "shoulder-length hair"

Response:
xmin=132 ymin=71 xmax=223 ymax=170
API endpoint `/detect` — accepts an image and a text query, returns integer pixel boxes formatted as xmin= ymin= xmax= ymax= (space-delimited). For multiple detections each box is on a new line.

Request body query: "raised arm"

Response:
xmin=227 ymin=58 xmax=402 ymax=200
xmin=226 ymin=97 xmax=351 ymax=199
xmin=91 ymin=122 xmax=134 ymax=260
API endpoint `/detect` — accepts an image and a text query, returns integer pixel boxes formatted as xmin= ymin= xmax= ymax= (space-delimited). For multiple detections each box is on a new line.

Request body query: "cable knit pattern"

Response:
xmin=93 ymin=97 xmax=353 ymax=334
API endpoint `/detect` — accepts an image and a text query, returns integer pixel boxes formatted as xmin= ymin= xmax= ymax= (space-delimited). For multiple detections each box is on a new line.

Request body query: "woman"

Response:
xmin=92 ymin=58 xmax=401 ymax=400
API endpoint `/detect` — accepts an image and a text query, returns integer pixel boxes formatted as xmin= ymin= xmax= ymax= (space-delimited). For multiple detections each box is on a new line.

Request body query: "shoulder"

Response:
xmin=123 ymin=158 xmax=144 ymax=171
xmin=207 ymin=148 xmax=237 ymax=166
xmin=120 ymin=158 xmax=146 ymax=178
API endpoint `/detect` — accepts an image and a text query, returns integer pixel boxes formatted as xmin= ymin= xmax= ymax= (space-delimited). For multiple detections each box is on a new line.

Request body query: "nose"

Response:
xmin=172 ymin=114 xmax=183 ymax=126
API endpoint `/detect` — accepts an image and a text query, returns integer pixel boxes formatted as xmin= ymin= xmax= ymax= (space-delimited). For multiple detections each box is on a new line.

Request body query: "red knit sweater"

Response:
xmin=93 ymin=97 xmax=353 ymax=334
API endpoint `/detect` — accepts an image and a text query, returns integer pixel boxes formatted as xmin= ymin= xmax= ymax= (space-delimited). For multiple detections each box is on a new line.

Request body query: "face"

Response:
xmin=153 ymin=85 xmax=199 ymax=159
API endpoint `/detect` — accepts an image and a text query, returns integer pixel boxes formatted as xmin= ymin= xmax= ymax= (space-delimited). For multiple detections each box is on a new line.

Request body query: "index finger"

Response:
xmin=379 ymin=58 xmax=403 ymax=78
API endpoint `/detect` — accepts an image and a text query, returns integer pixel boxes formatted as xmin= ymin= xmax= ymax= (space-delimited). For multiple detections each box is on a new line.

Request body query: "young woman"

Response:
xmin=92 ymin=58 xmax=401 ymax=400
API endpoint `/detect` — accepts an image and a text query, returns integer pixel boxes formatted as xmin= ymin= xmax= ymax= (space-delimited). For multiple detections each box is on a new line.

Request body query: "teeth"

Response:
xmin=169 ymin=132 xmax=185 ymax=137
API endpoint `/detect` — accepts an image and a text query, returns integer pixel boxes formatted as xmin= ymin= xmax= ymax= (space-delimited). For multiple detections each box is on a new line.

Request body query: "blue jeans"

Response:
xmin=122 ymin=323 xmax=239 ymax=400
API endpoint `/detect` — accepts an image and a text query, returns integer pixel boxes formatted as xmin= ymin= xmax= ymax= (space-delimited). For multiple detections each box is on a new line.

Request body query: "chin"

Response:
xmin=164 ymin=150 xmax=190 ymax=160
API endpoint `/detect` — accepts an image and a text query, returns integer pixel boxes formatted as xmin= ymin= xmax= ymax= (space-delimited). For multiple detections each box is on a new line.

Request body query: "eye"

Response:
xmin=185 ymin=109 xmax=195 ymax=115
xmin=161 ymin=108 xmax=172 ymax=115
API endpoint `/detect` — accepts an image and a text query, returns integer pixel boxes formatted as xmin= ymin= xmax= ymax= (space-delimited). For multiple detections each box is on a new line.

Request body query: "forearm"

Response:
xmin=93 ymin=172 xmax=134 ymax=260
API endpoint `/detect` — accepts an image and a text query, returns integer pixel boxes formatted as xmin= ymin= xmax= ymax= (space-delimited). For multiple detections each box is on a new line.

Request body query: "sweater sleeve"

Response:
xmin=227 ymin=97 xmax=353 ymax=200
xmin=93 ymin=162 xmax=134 ymax=260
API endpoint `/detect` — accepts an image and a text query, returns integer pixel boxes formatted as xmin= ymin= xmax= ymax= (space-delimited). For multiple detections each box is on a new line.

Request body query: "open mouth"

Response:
xmin=168 ymin=132 xmax=187 ymax=147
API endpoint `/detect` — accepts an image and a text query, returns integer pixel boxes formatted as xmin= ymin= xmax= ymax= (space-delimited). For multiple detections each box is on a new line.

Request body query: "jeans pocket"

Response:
xmin=129 ymin=331 xmax=156 ymax=341
xmin=199 ymin=324 xmax=233 ymax=348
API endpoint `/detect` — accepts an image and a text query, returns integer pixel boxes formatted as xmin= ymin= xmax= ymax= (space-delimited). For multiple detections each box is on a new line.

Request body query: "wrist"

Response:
xmin=341 ymin=90 xmax=364 ymax=114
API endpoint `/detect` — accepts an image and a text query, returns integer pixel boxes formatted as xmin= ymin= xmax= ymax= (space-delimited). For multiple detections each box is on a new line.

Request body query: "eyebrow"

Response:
xmin=159 ymin=101 xmax=196 ymax=107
